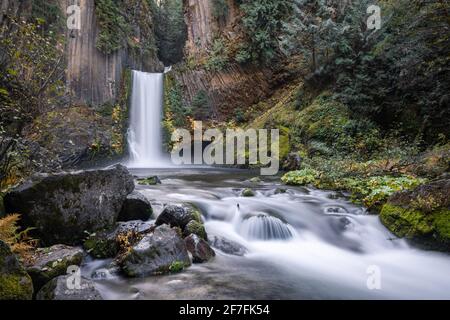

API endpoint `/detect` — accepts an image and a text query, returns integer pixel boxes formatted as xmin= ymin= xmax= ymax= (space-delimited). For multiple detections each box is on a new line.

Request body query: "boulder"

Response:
xmin=156 ymin=203 xmax=202 ymax=230
xmin=184 ymin=234 xmax=215 ymax=263
xmin=118 ymin=191 xmax=153 ymax=222
xmin=0 ymin=240 xmax=33 ymax=300
xmin=241 ymin=188 xmax=255 ymax=197
xmin=137 ymin=176 xmax=161 ymax=185
xmin=380 ymin=179 xmax=450 ymax=251
xmin=120 ymin=224 xmax=191 ymax=277
xmin=208 ymin=235 xmax=248 ymax=256
xmin=84 ymin=220 xmax=154 ymax=259
xmin=4 ymin=165 xmax=134 ymax=245
xmin=26 ymin=245 xmax=84 ymax=293
xmin=36 ymin=275 xmax=102 ymax=300
xmin=183 ymin=220 xmax=207 ymax=240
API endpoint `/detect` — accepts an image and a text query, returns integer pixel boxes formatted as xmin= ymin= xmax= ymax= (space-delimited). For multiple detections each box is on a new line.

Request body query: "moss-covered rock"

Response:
xmin=0 ymin=240 xmax=33 ymax=300
xmin=137 ymin=176 xmax=162 ymax=185
xmin=241 ymin=188 xmax=255 ymax=197
xmin=380 ymin=179 xmax=450 ymax=251
xmin=26 ymin=245 xmax=83 ymax=294
xmin=183 ymin=220 xmax=207 ymax=240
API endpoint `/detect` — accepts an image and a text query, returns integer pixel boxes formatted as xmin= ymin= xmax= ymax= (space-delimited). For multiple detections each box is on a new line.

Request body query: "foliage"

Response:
xmin=206 ymin=38 xmax=230 ymax=71
xmin=281 ymin=168 xmax=320 ymax=186
xmin=0 ymin=214 xmax=36 ymax=262
xmin=192 ymin=90 xmax=210 ymax=120
xmin=95 ymin=0 xmax=158 ymax=58
xmin=237 ymin=0 xmax=291 ymax=64
xmin=0 ymin=18 xmax=65 ymax=187
xmin=152 ymin=0 xmax=187 ymax=65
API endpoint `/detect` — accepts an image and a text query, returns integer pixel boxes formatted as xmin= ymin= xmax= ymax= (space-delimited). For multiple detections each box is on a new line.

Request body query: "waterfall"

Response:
xmin=127 ymin=70 xmax=166 ymax=167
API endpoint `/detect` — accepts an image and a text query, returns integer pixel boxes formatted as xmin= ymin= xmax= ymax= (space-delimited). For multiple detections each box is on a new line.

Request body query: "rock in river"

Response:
xmin=0 ymin=240 xmax=33 ymax=300
xmin=120 ymin=224 xmax=191 ymax=277
xmin=36 ymin=275 xmax=102 ymax=300
xmin=156 ymin=203 xmax=202 ymax=230
xmin=118 ymin=191 xmax=153 ymax=222
xmin=4 ymin=165 xmax=134 ymax=245
xmin=184 ymin=234 xmax=215 ymax=263
xmin=26 ymin=245 xmax=84 ymax=293
xmin=380 ymin=178 xmax=450 ymax=252
xmin=208 ymin=235 xmax=248 ymax=256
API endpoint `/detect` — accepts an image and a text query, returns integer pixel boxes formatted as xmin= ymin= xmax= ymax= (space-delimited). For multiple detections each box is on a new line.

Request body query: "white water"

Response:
xmin=127 ymin=71 xmax=167 ymax=167
xmin=84 ymin=169 xmax=450 ymax=299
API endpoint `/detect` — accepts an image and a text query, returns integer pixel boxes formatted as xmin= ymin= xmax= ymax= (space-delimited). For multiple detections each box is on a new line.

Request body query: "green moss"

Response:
xmin=380 ymin=204 xmax=433 ymax=238
xmin=169 ymin=260 xmax=186 ymax=273
xmin=137 ymin=176 xmax=161 ymax=185
xmin=281 ymin=169 xmax=320 ymax=186
xmin=241 ymin=188 xmax=255 ymax=197
xmin=184 ymin=220 xmax=207 ymax=240
xmin=0 ymin=274 xmax=33 ymax=300
xmin=380 ymin=204 xmax=450 ymax=250
xmin=83 ymin=235 xmax=118 ymax=259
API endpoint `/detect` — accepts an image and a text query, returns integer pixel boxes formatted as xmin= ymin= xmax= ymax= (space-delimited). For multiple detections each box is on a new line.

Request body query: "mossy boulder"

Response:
xmin=183 ymin=220 xmax=207 ymax=240
xmin=137 ymin=176 xmax=161 ymax=185
xmin=4 ymin=165 xmax=134 ymax=246
xmin=26 ymin=245 xmax=83 ymax=293
xmin=0 ymin=240 xmax=33 ymax=300
xmin=84 ymin=220 xmax=153 ymax=259
xmin=380 ymin=179 xmax=450 ymax=251
xmin=241 ymin=188 xmax=255 ymax=197
xmin=156 ymin=203 xmax=203 ymax=230
xmin=119 ymin=224 xmax=191 ymax=277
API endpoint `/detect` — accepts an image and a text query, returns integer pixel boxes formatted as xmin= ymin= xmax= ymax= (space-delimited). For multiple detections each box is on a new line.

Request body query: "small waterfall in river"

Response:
xmin=233 ymin=206 xmax=295 ymax=241
xmin=127 ymin=71 xmax=166 ymax=167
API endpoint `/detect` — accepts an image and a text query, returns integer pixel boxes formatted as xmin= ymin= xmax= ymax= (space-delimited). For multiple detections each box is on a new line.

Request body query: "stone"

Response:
xmin=120 ymin=225 xmax=191 ymax=277
xmin=26 ymin=245 xmax=84 ymax=293
xmin=183 ymin=220 xmax=207 ymax=240
xmin=282 ymin=152 xmax=302 ymax=171
xmin=184 ymin=234 xmax=215 ymax=263
xmin=118 ymin=191 xmax=153 ymax=222
xmin=208 ymin=235 xmax=248 ymax=256
xmin=241 ymin=188 xmax=255 ymax=197
xmin=4 ymin=165 xmax=134 ymax=245
xmin=36 ymin=275 xmax=102 ymax=300
xmin=137 ymin=176 xmax=162 ymax=185
xmin=380 ymin=179 xmax=450 ymax=252
xmin=0 ymin=240 xmax=33 ymax=300
xmin=156 ymin=203 xmax=202 ymax=230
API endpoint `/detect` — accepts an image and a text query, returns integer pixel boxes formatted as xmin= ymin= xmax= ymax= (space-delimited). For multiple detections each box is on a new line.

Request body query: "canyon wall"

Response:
xmin=177 ymin=0 xmax=272 ymax=120
xmin=60 ymin=0 xmax=163 ymax=107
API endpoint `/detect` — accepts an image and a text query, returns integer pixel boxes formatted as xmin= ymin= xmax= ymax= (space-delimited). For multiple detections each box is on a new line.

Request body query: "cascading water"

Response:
xmin=127 ymin=70 xmax=166 ymax=167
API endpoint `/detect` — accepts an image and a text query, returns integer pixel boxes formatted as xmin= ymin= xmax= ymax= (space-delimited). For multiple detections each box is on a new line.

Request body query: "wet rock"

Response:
xmin=183 ymin=220 xmax=207 ymax=240
xmin=4 ymin=165 xmax=134 ymax=246
xmin=26 ymin=245 xmax=84 ymax=293
xmin=248 ymin=177 xmax=262 ymax=183
xmin=36 ymin=275 xmax=102 ymax=300
xmin=208 ymin=235 xmax=248 ymax=256
xmin=274 ymin=188 xmax=287 ymax=194
xmin=0 ymin=240 xmax=33 ymax=300
xmin=241 ymin=188 xmax=255 ymax=197
xmin=84 ymin=220 xmax=154 ymax=259
xmin=156 ymin=203 xmax=202 ymax=230
xmin=120 ymin=225 xmax=191 ymax=277
xmin=137 ymin=176 xmax=161 ymax=185
xmin=282 ymin=152 xmax=302 ymax=171
xmin=119 ymin=191 xmax=153 ymax=222
xmin=184 ymin=234 xmax=215 ymax=263
xmin=380 ymin=179 xmax=450 ymax=252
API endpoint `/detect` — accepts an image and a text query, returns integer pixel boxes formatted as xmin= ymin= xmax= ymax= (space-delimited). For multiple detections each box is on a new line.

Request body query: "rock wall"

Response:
xmin=178 ymin=0 xmax=271 ymax=120
xmin=60 ymin=0 xmax=163 ymax=107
